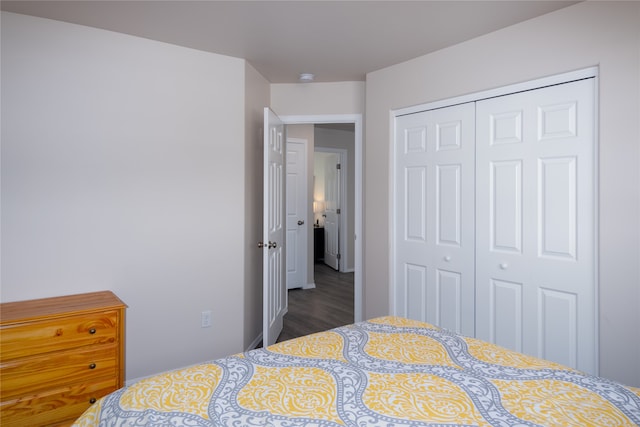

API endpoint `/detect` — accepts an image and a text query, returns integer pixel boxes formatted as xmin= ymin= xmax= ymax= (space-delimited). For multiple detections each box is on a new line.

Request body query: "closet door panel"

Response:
xmin=394 ymin=103 xmax=475 ymax=335
xmin=476 ymin=78 xmax=595 ymax=374
xmin=395 ymin=114 xmax=432 ymax=324
xmin=437 ymin=164 xmax=462 ymax=246
xmin=539 ymin=287 xmax=577 ymax=368
xmin=490 ymin=278 xmax=524 ymax=352
xmin=405 ymin=166 xmax=427 ymax=241
xmin=405 ymin=263 xmax=427 ymax=321
xmin=538 ymin=157 xmax=577 ymax=259
xmin=429 ymin=104 xmax=475 ymax=337
xmin=490 ymin=160 xmax=523 ymax=253
xmin=436 ymin=269 xmax=462 ymax=332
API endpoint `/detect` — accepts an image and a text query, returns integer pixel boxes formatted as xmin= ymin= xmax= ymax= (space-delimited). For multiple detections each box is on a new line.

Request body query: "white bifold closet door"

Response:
xmin=394 ymin=102 xmax=476 ymax=337
xmin=393 ymin=78 xmax=596 ymax=374
xmin=475 ymin=78 xmax=596 ymax=373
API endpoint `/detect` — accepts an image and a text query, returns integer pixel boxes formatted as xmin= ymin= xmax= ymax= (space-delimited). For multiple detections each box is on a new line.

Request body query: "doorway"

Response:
xmin=281 ymin=114 xmax=363 ymax=325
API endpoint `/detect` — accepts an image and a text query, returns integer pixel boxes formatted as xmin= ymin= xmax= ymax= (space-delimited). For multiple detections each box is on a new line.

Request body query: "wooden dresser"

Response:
xmin=0 ymin=291 xmax=126 ymax=426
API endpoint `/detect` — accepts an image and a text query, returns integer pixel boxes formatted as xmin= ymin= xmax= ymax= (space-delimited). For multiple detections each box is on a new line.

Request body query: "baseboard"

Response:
xmin=247 ymin=332 xmax=263 ymax=351
xmin=303 ymin=281 xmax=316 ymax=290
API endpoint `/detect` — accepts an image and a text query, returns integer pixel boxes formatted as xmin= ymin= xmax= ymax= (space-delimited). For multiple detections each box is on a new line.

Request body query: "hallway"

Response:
xmin=277 ymin=263 xmax=354 ymax=342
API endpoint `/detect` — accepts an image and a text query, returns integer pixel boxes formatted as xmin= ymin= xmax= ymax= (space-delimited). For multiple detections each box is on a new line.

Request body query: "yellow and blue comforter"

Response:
xmin=74 ymin=317 xmax=640 ymax=426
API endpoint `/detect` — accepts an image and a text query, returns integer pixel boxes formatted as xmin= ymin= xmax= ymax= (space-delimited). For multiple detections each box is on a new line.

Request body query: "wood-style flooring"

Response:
xmin=277 ymin=262 xmax=354 ymax=342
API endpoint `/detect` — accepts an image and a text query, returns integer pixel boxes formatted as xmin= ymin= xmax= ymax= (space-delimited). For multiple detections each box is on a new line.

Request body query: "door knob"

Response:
xmin=257 ymin=241 xmax=265 ymax=248
xmin=297 ymin=220 xmax=305 ymax=225
xmin=499 ymin=263 xmax=509 ymax=270
xmin=444 ymin=256 xmax=451 ymax=262
xmin=268 ymin=241 xmax=277 ymax=249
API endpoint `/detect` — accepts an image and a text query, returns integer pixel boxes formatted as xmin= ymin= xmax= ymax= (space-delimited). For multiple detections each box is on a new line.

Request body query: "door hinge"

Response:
xmin=337 ymin=208 xmax=341 ymax=214
xmin=336 ymin=163 xmax=341 ymax=170
xmin=337 ymin=253 xmax=341 ymax=260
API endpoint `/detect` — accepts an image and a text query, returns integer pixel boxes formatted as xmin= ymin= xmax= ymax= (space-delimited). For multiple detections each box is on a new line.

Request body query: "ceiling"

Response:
xmin=1 ymin=1 xmax=578 ymax=83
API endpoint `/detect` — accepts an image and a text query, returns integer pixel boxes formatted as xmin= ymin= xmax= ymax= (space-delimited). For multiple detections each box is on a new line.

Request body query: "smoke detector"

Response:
xmin=299 ymin=73 xmax=315 ymax=83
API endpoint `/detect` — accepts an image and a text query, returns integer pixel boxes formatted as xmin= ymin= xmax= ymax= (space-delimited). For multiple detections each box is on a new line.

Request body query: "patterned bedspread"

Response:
xmin=73 ymin=316 xmax=640 ymax=426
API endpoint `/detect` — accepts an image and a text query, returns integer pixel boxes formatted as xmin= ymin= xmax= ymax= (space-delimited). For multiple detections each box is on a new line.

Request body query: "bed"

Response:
xmin=73 ymin=316 xmax=640 ymax=426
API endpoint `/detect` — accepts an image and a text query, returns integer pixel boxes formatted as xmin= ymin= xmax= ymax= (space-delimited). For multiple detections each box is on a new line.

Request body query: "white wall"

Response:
xmin=1 ymin=12 xmax=249 ymax=380
xmin=271 ymin=82 xmax=365 ymax=116
xmin=243 ymin=63 xmax=270 ymax=350
xmin=365 ymin=1 xmax=640 ymax=386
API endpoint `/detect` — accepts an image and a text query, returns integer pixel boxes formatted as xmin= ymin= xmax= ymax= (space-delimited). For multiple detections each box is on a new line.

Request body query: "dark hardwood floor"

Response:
xmin=277 ymin=262 xmax=354 ymax=342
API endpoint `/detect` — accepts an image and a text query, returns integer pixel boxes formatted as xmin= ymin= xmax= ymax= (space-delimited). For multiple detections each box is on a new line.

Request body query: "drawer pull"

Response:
xmin=89 ymin=397 xmax=97 ymax=404
xmin=89 ymin=363 xmax=97 ymax=369
xmin=89 ymin=328 xmax=97 ymax=334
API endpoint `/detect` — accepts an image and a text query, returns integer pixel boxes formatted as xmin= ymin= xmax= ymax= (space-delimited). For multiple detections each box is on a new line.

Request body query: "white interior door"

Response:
xmin=286 ymin=138 xmax=308 ymax=290
xmin=475 ymin=78 xmax=596 ymax=373
xmin=263 ymin=107 xmax=286 ymax=346
xmin=323 ymin=153 xmax=340 ymax=270
xmin=393 ymin=102 xmax=476 ymax=336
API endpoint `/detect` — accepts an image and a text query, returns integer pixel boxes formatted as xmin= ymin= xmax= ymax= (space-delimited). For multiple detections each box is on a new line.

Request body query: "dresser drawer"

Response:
xmin=0 ymin=376 xmax=117 ymax=427
xmin=1 ymin=343 xmax=118 ymax=399
xmin=0 ymin=311 xmax=119 ymax=360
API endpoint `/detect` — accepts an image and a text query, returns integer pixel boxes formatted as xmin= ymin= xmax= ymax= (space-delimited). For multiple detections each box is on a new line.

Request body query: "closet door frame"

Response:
xmin=390 ymin=66 xmax=599 ymax=372
xmin=392 ymin=67 xmax=598 ymax=118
